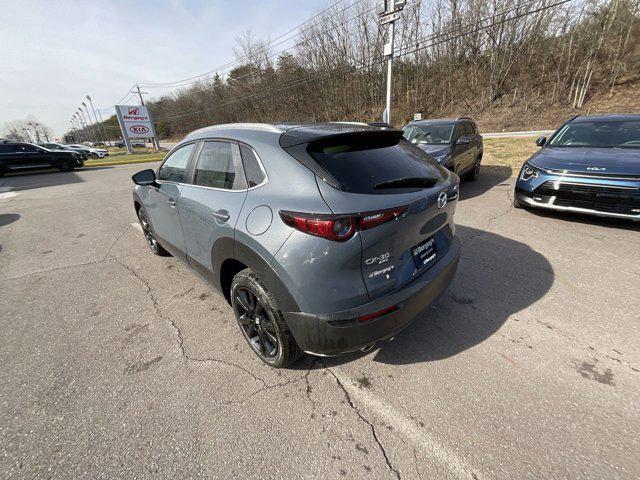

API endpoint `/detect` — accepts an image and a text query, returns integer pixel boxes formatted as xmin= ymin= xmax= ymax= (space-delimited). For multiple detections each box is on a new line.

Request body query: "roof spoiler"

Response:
xmin=280 ymin=126 xmax=404 ymax=149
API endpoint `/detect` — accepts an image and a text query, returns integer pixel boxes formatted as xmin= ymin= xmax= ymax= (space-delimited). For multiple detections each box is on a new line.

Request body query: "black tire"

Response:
xmin=137 ymin=206 xmax=170 ymax=256
xmin=466 ymin=155 xmax=481 ymax=181
xmin=513 ymin=194 xmax=525 ymax=209
xmin=90 ymin=153 xmax=99 ymax=159
xmin=231 ymin=268 xmax=302 ymax=368
xmin=57 ymin=159 xmax=75 ymax=172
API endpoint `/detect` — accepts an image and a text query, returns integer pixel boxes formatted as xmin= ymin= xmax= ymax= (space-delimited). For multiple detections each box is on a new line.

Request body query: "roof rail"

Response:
xmin=456 ymin=116 xmax=472 ymax=121
xmin=188 ymin=123 xmax=283 ymax=137
xmin=567 ymin=114 xmax=581 ymax=123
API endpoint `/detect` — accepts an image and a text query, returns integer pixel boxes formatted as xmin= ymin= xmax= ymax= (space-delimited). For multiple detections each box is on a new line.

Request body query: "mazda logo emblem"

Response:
xmin=437 ymin=191 xmax=447 ymax=209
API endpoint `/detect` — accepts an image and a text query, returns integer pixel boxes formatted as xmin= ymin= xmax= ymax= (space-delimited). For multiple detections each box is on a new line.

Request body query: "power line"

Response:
xmin=154 ymin=0 xmax=573 ymax=122
xmin=139 ymin=0 xmax=364 ymax=89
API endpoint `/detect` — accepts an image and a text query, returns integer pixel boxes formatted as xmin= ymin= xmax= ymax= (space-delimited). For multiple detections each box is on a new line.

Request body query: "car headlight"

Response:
xmin=520 ymin=163 xmax=540 ymax=182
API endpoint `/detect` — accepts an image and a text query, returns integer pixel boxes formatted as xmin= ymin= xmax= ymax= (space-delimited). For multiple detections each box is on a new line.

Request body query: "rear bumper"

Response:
xmin=283 ymin=237 xmax=460 ymax=356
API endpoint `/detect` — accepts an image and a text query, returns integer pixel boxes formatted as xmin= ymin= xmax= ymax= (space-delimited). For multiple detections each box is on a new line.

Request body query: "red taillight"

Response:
xmin=359 ymin=206 xmax=407 ymax=230
xmin=280 ymin=206 xmax=406 ymax=242
xmin=357 ymin=305 xmax=398 ymax=322
xmin=280 ymin=212 xmax=356 ymax=242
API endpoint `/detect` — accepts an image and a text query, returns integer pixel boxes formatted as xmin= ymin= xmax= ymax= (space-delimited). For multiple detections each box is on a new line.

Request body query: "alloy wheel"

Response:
xmin=138 ymin=209 xmax=158 ymax=252
xmin=234 ymin=287 xmax=279 ymax=358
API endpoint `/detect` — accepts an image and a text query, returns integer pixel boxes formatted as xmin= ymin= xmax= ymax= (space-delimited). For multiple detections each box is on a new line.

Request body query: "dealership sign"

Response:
xmin=115 ymin=105 xmax=157 ymax=140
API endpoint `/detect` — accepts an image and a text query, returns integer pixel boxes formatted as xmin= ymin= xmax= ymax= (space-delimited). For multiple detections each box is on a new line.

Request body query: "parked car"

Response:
xmin=514 ymin=114 xmax=640 ymax=220
xmin=131 ymin=123 xmax=461 ymax=367
xmin=67 ymin=143 xmax=108 ymax=158
xmin=114 ymin=140 xmax=125 ymax=148
xmin=131 ymin=140 xmax=146 ymax=148
xmin=401 ymin=117 xmax=483 ymax=180
xmin=40 ymin=142 xmax=89 ymax=160
xmin=0 ymin=141 xmax=83 ymax=176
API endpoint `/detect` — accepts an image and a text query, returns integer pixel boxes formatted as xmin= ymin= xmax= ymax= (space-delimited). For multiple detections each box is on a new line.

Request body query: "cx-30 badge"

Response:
xmin=437 ymin=191 xmax=447 ymax=209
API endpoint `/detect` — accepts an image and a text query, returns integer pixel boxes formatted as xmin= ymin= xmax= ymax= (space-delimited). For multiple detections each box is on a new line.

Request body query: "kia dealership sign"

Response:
xmin=115 ymin=105 xmax=157 ymax=139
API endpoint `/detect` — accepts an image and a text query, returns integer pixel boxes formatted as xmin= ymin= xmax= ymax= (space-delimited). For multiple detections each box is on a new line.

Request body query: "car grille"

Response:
xmin=534 ymin=181 xmax=640 ymax=215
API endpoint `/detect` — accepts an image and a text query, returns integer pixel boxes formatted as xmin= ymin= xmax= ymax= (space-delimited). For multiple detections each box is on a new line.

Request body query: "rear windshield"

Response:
xmin=307 ymin=135 xmax=445 ymax=194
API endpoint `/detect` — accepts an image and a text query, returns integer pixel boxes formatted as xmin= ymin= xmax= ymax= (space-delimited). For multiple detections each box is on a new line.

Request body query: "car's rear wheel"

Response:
xmin=231 ymin=269 xmax=302 ymax=368
xmin=57 ymin=159 xmax=75 ymax=172
xmin=90 ymin=153 xmax=98 ymax=158
xmin=467 ymin=155 xmax=481 ymax=181
xmin=137 ymin=206 xmax=170 ymax=256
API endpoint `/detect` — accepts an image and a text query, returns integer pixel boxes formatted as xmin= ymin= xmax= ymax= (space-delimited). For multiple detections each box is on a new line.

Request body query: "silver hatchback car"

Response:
xmin=132 ymin=123 xmax=461 ymax=367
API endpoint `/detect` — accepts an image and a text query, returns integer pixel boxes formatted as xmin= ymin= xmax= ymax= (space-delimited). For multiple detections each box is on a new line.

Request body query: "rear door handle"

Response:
xmin=166 ymin=198 xmax=176 ymax=207
xmin=211 ymin=209 xmax=230 ymax=222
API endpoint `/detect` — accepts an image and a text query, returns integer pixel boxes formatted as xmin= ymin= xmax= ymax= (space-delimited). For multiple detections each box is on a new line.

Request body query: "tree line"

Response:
xmin=75 ymin=0 xmax=640 ymax=141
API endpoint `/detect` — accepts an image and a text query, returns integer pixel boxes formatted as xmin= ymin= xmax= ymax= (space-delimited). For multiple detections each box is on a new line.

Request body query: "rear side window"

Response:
xmin=194 ymin=141 xmax=246 ymax=190
xmin=158 ymin=143 xmax=195 ymax=182
xmin=240 ymin=145 xmax=266 ymax=188
xmin=0 ymin=144 xmax=16 ymax=153
xmin=306 ymin=135 xmax=445 ymax=195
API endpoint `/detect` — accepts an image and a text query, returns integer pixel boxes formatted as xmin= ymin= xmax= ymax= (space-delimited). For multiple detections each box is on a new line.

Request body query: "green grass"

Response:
xmin=85 ymin=152 xmax=165 ymax=167
xmin=482 ymin=136 xmax=540 ymax=175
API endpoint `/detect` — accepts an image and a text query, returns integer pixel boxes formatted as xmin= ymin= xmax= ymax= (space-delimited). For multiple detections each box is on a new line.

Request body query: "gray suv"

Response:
xmin=132 ymin=123 xmax=461 ymax=367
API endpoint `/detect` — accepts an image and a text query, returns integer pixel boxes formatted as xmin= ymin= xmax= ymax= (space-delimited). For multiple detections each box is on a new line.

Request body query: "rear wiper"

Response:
xmin=374 ymin=177 xmax=438 ymax=190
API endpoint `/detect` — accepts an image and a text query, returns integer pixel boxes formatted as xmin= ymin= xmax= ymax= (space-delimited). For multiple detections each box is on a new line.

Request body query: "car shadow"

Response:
xmin=303 ymin=225 xmax=553 ymax=368
xmin=458 ymin=165 xmax=513 ymax=201
xmin=524 ymin=208 xmax=640 ymax=232
xmin=0 ymin=170 xmax=87 ymax=191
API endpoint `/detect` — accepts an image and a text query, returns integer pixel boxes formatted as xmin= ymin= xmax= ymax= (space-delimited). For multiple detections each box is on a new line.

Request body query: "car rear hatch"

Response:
xmin=282 ymin=127 xmax=458 ymax=299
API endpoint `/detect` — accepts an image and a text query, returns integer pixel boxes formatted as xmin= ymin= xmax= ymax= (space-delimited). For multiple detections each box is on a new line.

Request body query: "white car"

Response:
xmin=68 ymin=144 xmax=109 ymax=159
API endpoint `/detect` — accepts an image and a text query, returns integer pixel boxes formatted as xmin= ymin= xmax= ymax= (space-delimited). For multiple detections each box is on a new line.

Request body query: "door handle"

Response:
xmin=166 ymin=198 xmax=176 ymax=207
xmin=211 ymin=209 xmax=230 ymax=222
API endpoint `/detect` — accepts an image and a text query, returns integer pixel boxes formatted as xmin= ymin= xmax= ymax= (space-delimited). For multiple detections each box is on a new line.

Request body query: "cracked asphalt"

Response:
xmin=1 ymin=164 xmax=639 ymax=479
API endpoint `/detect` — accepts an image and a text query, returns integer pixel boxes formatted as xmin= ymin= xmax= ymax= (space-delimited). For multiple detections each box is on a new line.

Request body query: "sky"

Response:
xmin=0 ymin=0 xmax=329 ymax=136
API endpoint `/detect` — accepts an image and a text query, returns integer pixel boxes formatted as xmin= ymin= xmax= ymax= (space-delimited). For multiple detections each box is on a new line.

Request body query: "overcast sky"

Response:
xmin=0 ymin=0 xmax=328 ymax=136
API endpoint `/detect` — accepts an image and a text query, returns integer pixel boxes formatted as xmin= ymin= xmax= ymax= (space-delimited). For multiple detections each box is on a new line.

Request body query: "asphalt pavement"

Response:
xmin=1 ymin=164 xmax=638 ymax=479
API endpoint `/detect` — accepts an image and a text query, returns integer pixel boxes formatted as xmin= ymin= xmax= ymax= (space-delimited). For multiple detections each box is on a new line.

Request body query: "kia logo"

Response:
xmin=437 ymin=191 xmax=447 ymax=209
xmin=130 ymin=125 xmax=149 ymax=134
xmin=128 ymin=107 xmax=139 ymax=115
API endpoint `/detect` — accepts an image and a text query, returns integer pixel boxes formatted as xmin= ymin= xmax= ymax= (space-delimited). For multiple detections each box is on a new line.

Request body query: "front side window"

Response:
xmin=17 ymin=144 xmax=39 ymax=153
xmin=549 ymin=121 xmax=640 ymax=148
xmin=157 ymin=143 xmax=195 ymax=182
xmin=240 ymin=145 xmax=266 ymax=188
xmin=403 ymin=124 xmax=454 ymax=145
xmin=194 ymin=141 xmax=246 ymax=190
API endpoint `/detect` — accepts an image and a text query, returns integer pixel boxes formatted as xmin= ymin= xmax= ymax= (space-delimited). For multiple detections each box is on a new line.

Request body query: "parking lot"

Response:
xmin=1 ymin=164 xmax=639 ymax=479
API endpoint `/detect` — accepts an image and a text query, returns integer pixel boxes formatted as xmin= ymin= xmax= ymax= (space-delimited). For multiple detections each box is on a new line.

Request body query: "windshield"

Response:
xmin=548 ymin=121 xmax=640 ymax=148
xmin=402 ymin=124 xmax=454 ymax=145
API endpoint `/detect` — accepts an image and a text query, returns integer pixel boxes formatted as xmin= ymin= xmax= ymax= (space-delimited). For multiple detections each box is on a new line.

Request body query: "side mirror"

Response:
xmin=536 ymin=136 xmax=547 ymax=147
xmin=456 ymin=137 xmax=470 ymax=145
xmin=132 ymin=169 xmax=157 ymax=186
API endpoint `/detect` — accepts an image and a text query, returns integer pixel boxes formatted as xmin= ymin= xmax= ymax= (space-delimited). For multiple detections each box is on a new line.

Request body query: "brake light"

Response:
xmin=360 ymin=207 xmax=407 ymax=230
xmin=280 ymin=206 xmax=406 ymax=242
xmin=280 ymin=212 xmax=356 ymax=242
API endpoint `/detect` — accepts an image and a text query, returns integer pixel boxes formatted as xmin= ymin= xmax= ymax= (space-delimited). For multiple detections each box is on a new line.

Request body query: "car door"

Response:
xmin=177 ymin=140 xmax=248 ymax=276
xmin=452 ymin=123 xmax=474 ymax=174
xmin=148 ymin=142 xmax=198 ymax=260
xmin=11 ymin=144 xmax=51 ymax=169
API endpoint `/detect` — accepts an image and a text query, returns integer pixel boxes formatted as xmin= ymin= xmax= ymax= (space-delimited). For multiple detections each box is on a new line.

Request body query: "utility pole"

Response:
xmin=378 ymin=0 xmax=405 ymax=126
xmin=134 ymin=83 xmax=159 ymax=151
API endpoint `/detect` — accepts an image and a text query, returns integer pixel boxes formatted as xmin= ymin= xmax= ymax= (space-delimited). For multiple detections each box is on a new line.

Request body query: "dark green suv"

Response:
xmin=402 ymin=117 xmax=483 ymax=180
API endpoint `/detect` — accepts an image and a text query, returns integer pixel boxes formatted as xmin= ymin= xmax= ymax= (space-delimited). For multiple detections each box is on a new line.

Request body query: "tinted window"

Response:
xmin=549 ymin=121 xmax=640 ymax=148
xmin=240 ymin=145 xmax=266 ymax=187
xmin=402 ymin=124 xmax=454 ymax=145
xmin=194 ymin=141 xmax=245 ymax=190
xmin=462 ymin=122 xmax=475 ymax=137
xmin=0 ymin=144 xmax=17 ymax=153
xmin=158 ymin=143 xmax=195 ymax=182
xmin=307 ymin=136 xmax=444 ymax=195
xmin=17 ymin=144 xmax=39 ymax=153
